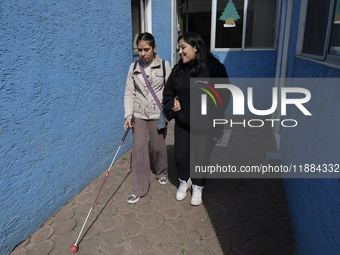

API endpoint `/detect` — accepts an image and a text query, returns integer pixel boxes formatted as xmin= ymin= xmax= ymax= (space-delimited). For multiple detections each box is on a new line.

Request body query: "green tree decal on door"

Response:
xmin=219 ymin=0 xmax=241 ymax=27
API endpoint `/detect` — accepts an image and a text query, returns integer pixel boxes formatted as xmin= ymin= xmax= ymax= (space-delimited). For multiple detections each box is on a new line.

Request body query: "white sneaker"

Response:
xmin=127 ymin=194 xmax=140 ymax=204
xmin=191 ymin=184 xmax=204 ymax=206
xmin=176 ymin=178 xmax=192 ymax=201
xmin=158 ymin=176 xmax=168 ymax=185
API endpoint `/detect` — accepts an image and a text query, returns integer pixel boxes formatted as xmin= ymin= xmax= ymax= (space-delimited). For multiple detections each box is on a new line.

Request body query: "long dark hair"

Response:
xmin=173 ymin=32 xmax=215 ymax=76
xmin=136 ymin=32 xmax=156 ymax=49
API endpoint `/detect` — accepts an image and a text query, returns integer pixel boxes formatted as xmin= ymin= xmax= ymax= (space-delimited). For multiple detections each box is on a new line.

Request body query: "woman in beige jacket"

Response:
xmin=124 ymin=33 xmax=171 ymax=204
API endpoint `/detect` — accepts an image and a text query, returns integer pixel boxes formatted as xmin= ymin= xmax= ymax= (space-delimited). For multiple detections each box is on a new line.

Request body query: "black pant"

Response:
xmin=174 ymin=122 xmax=222 ymax=186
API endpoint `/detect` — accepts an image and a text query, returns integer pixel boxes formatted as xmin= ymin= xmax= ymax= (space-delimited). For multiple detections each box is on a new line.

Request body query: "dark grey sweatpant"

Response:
xmin=131 ymin=118 xmax=167 ymax=197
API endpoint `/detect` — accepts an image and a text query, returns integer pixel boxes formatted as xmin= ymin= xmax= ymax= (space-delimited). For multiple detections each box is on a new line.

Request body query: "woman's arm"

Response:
xmin=163 ymin=73 xmax=179 ymax=120
xmin=212 ymin=59 xmax=230 ymax=112
xmin=164 ymin=60 xmax=172 ymax=83
xmin=124 ymin=63 xmax=136 ymax=126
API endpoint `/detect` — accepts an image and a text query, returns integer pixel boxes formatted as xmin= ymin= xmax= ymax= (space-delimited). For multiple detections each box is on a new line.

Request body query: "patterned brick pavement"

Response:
xmin=10 ymin=118 xmax=297 ymax=255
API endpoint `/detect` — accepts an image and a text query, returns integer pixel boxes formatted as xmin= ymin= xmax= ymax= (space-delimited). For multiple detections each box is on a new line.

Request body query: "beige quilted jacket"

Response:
xmin=124 ymin=55 xmax=171 ymax=120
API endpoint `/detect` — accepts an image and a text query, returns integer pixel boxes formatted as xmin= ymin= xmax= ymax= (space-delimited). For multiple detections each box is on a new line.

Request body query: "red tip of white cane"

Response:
xmin=70 ymin=245 xmax=78 ymax=253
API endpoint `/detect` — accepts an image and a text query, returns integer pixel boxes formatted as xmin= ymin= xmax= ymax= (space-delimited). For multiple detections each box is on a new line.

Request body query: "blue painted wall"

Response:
xmin=152 ymin=0 xmax=172 ymax=64
xmin=217 ymin=51 xmax=277 ymax=78
xmin=280 ymin=0 xmax=340 ymax=254
xmin=0 ymin=0 xmax=132 ymax=253
xmin=217 ymin=51 xmax=278 ymax=116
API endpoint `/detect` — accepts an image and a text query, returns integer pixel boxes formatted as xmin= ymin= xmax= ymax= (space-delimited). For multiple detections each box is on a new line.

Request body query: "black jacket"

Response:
xmin=163 ymin=57 xmax=230 ymax=133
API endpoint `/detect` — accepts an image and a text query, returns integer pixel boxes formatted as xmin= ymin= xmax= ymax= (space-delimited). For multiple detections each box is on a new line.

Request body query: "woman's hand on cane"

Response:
xmin=124 ymin=118 xmax=134 ymax=131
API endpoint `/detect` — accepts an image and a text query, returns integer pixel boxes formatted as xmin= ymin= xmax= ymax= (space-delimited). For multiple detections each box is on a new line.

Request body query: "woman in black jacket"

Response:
xmin=163 ymin=32 xmax=230 ymax=206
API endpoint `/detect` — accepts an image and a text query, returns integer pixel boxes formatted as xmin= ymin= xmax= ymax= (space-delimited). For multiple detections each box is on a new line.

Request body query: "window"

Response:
xmin=177 ymin=0 xmax=279 ymax=51
xmin=301 ymin=0 xmax=340 ymax=63
xmin=131 ymin=0 xmax=152 ymax=53
xmin=178 ymin=0 xmax=213 ymax=50
xmin=215 ymin=0 xmax=243 ymax=48
xmin=329 ymin=0 xmax=340 ymax=56
xmin=244 ymin=0 xmax=277 ymax=48
xmin=212 ymin=0 xmax=278 ymax=50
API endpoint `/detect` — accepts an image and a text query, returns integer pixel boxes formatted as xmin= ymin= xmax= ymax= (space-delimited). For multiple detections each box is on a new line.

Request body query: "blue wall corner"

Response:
xmin=213 ymin=51 xmax=277 ymax=116
xmin=280 ymin=0 xmax=340 ymax=254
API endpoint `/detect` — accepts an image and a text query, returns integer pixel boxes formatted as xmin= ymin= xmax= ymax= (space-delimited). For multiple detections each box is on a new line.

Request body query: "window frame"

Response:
xmin=297 ymin=0 xmax=340 ymax=65
xmin=143 ymin=0 xmax=152 ymax=34
xmin=210 ymin=0 xmax=280 ymax=52
xmin=132 ymin=0 xmax=152 ymax=60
